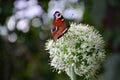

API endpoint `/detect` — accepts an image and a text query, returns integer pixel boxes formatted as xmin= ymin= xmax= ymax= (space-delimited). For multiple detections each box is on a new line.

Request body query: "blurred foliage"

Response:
xmin=0 ymin=0 xmax=120 ymax=80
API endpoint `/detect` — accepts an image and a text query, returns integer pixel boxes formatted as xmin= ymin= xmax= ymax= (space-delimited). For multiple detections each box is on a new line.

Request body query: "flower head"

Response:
xmin=46 ymin=23 xmax=106 ymax=79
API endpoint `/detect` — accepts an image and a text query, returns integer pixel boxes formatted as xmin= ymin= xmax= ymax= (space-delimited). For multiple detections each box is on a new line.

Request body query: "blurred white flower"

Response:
xmin=46 ymin=23 xmax=106 ymax=79
xmin=47 ymin=0 xmax=84 ymax=21
xmin=8 ymin=32 xmax=17 ymax=43
xmin=16 ymin=19 xmax=29 ymax=33
xmin=0 ymin=26 xmax=8 ymax=36
xmin=7 ymin=16 xmax=16 ymax=31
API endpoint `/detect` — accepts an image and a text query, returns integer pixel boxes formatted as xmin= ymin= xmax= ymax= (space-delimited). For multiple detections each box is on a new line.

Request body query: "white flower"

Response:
xmin=45 ymin=23 xmax=106 ymax=79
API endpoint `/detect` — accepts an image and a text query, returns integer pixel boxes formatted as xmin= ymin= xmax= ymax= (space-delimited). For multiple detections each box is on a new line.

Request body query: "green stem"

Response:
xmin=70 ymin=66 xmax=76 ymax=80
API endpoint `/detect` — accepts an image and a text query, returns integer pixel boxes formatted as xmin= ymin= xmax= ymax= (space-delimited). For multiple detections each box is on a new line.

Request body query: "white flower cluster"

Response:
xmin=46 ymin=23 xmax=106 ymax=79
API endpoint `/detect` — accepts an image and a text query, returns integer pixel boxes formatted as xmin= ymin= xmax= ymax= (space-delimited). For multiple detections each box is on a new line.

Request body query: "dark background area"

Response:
xmin=0 ymin=0 xmax=120 ymax=80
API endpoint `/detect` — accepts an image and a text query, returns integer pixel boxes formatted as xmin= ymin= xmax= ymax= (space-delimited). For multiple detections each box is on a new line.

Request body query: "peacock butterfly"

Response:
xmin=51 ymin=11 xmax=70 ymax=41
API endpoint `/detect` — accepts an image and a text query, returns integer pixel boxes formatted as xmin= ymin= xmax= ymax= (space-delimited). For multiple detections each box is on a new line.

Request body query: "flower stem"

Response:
xmin=71 ymin=66 xmax=76 ymax=80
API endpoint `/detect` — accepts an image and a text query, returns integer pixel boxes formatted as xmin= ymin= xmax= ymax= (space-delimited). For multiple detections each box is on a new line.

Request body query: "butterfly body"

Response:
xmin=51 ymin=11 xmax=70 ymax=41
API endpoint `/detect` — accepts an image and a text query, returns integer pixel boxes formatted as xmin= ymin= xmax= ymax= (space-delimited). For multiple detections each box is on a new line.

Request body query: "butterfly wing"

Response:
xmin=51 ymin=25 xmax=69 ymax=41
xmin=51 ymin=11 xmax=70 ymax=41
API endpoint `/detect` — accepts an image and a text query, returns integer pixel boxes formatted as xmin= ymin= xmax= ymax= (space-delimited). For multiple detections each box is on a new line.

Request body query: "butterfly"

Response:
xmin=51 ymin=11 xmax=70 ymax=41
